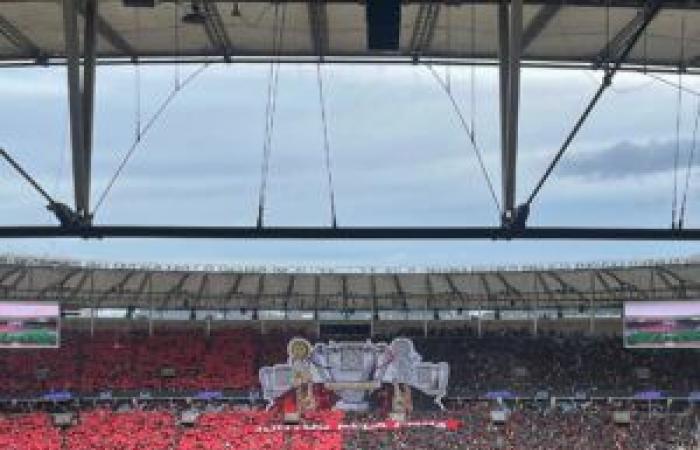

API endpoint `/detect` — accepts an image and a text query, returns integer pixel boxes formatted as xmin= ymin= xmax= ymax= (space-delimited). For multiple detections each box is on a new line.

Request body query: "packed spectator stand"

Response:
xmin=0 ymin=327 xmax=698 ymax=398
xmin=0 ymin=326 xmax=699 ymax=448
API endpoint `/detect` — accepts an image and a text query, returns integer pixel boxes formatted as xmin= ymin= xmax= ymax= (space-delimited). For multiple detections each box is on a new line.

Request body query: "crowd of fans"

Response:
xmin=0 ymin=327 xmax=698 ymax=397
xmin=409 ymin=329 xmax=700 ymax=396
xmin=0 ymin=401 xmax=697 ymax=449
xmin=0 ymin=325 xmax=698 ymax=448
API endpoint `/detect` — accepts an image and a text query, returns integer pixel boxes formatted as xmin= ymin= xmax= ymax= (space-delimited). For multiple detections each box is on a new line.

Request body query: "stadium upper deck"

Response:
xmin=0 ymin=255 xmax=697 ymax=311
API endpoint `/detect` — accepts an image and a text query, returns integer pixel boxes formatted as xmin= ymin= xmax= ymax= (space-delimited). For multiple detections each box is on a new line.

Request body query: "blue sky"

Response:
xmin=0 ymin=63 xmax=698 ymax=267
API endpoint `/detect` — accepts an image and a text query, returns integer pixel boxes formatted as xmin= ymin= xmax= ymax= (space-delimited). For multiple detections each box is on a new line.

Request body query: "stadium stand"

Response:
xmin=0 ymin=328 xmax=699 ymax=398
xmin=0 ymin=258 xmax=698 ymax=448
xmin=0 ymin=403 xmax=696 ymax=449
xmin=66 ymin=409 xmax=176 ymax=450
xmin=0 ymin=412 xmax=61 ymax=450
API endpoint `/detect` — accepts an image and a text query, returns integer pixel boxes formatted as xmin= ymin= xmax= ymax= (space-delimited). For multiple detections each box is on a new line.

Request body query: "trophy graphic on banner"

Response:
xmin=259 ymin=337 xmax=449 ymax=413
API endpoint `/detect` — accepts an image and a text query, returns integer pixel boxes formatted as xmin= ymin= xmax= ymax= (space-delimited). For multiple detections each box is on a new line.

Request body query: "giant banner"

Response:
xmin=250 ymin=419 xmax=462 ymax=433
xmin=259 ymin=337 xmax=449 ymax=411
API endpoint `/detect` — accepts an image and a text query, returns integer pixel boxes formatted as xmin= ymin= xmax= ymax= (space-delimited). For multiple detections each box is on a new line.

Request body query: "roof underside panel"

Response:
xmin=1 ymin=1 xmax=699 ymax=71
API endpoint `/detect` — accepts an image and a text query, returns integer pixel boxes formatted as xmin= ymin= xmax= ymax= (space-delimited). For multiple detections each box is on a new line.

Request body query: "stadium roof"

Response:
xmin=1 ymin=1 xmax=699 ymax=71
xmin=3 ymin=0 xmax=700 ymax=241
xmin=1 ymin=255 xmax=698 ymax=310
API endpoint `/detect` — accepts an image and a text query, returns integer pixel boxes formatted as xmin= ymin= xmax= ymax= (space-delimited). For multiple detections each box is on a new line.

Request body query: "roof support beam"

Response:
xmin=340 ymin=275 xmax=348 ymax=312
xmin=285 ymin=275 xmax=295 ymax=312
xmin=408 ymin=3 xmax=440 ymax=61
xmin=596 ymin=2 xmax=657 ymax=66
xmin=495 ymin=272 xmax=521 ymax=296
xmin=308 ymin=0 xmax=329 ymax=59
xmin=393 ymin=275 xmax=407 ymax=310
xmin=63 ymin=0 xmax=97 ymax=221
xmin=67 ymin=271 xmax=92 ymax=302
xmin=224 ymin=274 xmax=243 ymax=310
xmin=95 ymin=271 xmax=138 ymax=308
xmin=594 ymin=271 xmax=613 ymax=293
xmin=0 ymin=14 xmax=46 ymax=62
xmin=39 ymin=269 xmax=81 ymax=298
xmin=194 ymin=273 xmax=209 ymax=309
xmin=522 ymin=4 xmax=561 ymax=51
xmin=370 ymin=274 xmax=377 ymax=317
xmin=444 ymin=274 xmax=470 ymax=308
xmin=546 ymin=271 xmax=588 ymax=303
xmin=76 ymin=4 xmax=136 ymax=58
xmin=256 ymin=274 xmax=265 ymax=312
xmin=522 ymin=0 xmax=662 ymax=219
xmin=132 ymin=272 xmax=153 ymax=309
xmin=159 ymin=273 xmax=190 ymax=309
xmin=653 ymin=268 xmax=676 ymax=291
xmin=535 ymin=272 xmax=555 ymax=302
xmin=654 ymin=267 xmax=689 ymax=298
xmin=499 ymin=0 xmax=523 ymax=228
xmin=314 ymin=275 xmax=321 ymax=314
xmin=603 ymin=269 xmax=646 ymax=299
xmin=3 ymin=226 xmax=700 ymax=240
xmin=201 ymin=2 xmax=233 ymax=61
xmin=425 ymin=274 xmax=435 ymax=311
xmin=0 ymin=267 xmax=23 ymax=286
xmin=478 ymin=274 xmax=493 ymax=305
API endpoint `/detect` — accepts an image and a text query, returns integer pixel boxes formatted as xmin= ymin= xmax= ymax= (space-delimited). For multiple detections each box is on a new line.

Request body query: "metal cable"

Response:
xmin=525 ymin=2 xmax=661 ymax=208
xmin=679 ymin=98 xmax=700 ymax=228
xmin=672 ymin=17 xmax=685 ymax=228
xmin=316 ymin=63 xmax=338 ymax=227
xmin=134 ymin=8 xmax=142 ymax=141
xmin=470 ymin=3 xmax=476 ymax=142
xmin=426 ymin=65 xmax=501 ymax=214
xmin=93 ymin=64 xmax=209 ymax=215
xmin=672 ymin=69 xmax=682 ymax=228
xmin=174 ymin=0 xmax=181 ymax=90
xmin=645 ymin=73 xmax=700 ymax=98
xmin=256 ymin=4 xmax=285 ymax=227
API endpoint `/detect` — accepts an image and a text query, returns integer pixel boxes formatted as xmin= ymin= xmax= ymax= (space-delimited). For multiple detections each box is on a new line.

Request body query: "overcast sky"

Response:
xmin=0 ymin=63 xmax=699 ymax=268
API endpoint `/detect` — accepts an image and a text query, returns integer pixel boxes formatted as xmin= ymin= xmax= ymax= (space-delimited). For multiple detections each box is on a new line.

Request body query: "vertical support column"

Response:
xmin=589 ymin=272 xmax=595 ymax=334
xmin=82 ymin=0 xmax=97 ymax=209
xmin=63 ymin=0 xmax=97 ymax=221
xmin=497 ymin=0 xmax=510 ymax=181
xmin=507 ymin=0 xmax=522 ymax=212
xmin=499 ymin=0 xmax=523 ymax=225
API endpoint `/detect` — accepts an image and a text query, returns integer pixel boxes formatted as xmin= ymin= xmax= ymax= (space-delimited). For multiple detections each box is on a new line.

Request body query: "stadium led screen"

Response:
xmin=624 ymin=301 xmax=700 ymax=349
xmin=0 ymin=302 xmax=60 ymax=348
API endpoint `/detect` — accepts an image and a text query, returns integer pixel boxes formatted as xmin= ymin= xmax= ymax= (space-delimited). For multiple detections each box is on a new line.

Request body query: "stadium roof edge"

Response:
xmin=0 ymin=253 xmax=697 ymax=276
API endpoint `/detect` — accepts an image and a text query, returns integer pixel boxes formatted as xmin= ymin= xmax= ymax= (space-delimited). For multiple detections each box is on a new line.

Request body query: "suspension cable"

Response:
xmin=672 ymin=68 xmax=683 ymax=228
xmin=645 ymin=73 xmax=700 ymax=98
xmin=93 ymin=64 xmax=209 ymax=215
xmin=134 ymin=8 xmax=142 ymax=141
xmin=426 ymin=65 xmax=501 ymax=215
xmin=174 ymin=0 xmax=181 ymax=90
xmin=679 ymin=98 xmax=700 ymax=229
xmin=256 ymin=4 xmax=286 ymax=228
xmin=470 ymin=2 xmax=476 ymax=142
xmin=525 ymin=2 xmax=661 ymax=208
xmin=316 ymin=63 xmax=338 ymax=228
xmin=672 ymin=16 xmax=685 ymax=229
